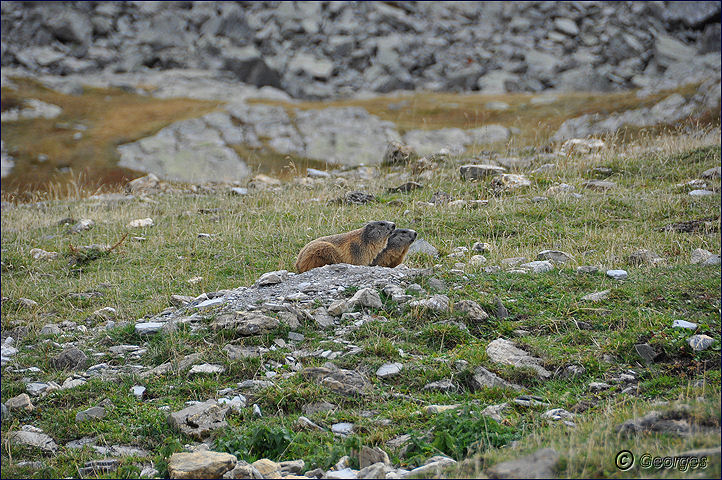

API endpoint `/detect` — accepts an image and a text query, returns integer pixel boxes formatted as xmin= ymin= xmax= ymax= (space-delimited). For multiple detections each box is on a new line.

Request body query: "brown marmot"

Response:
xmin=371 ymin=229 xmax=417 ymax=267
xmin=295 ymin=221 xmax=396 ymax=273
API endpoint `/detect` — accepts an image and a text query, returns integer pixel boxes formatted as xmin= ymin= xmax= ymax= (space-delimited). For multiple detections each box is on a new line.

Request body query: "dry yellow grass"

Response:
xmin=1 ymin=78 xmax=220 ymax=198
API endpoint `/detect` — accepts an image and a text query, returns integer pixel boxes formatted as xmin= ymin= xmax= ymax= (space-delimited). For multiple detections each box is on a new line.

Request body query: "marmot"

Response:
xmin=371 ymin=229 xmax=417 ymax=267
xmin=295 ymin=221 xmax=396 ymax=273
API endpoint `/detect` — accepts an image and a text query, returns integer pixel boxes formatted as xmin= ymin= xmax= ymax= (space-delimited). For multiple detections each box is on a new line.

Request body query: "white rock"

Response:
xmin=189 ymin=363 xmax=225 ymax=374
xmin=376 ymin=362 xmax=403 ymax=378
xmin=519 ymin=261 xmax=554 ymax=273
xmin=135 ymin=322 xmax=164 ymax=335
xmin=688 ymin=189 xmax=714 ymax=196
xmin=606 ymin=269 xmax=628 ymax=280
xmin=128 ymin=218 xmax=154 ymax=228
xmin=672 ymin=320 xmax=698 ymax=330
xmin=331 ymin=423 xmax=354 ymax=436
xmin=690 ymin=249 xmax=714 ymax=264
xmin=348 ymin=288 xmax=382 ymax=309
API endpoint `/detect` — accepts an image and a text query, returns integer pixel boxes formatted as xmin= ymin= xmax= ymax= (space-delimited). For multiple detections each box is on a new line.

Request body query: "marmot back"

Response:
xmin=295 ymin=221 xmax=395 ymax=273
xmin=371 ymin=229 xmax=417 ymax=268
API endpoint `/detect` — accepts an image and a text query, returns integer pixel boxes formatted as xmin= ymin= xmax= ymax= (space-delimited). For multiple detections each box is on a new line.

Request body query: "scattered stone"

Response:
xmin=701 ymin=166 xmax=721 ymax=179
xmin=690 ymin=248 xmax=714 ymax=264
xmin=10 ymin=429 xmax=58 ymax=453
xmin=30 ymin=248 xmax=59 ymax=260
xmin=422 ymin=379 xmax=457 ymax=392
xmin=331 ymin=422 xmax=354 ymax=436
xmin=388 ymin=181 xmax=423 ymax=193
xmin=382 ymin=141 xmax=417 ymax=165
xmin=53 ymin=346 xmax=88 ymax=370
xmin=251 ymin=459 xmax=281 ymax=478
xmin=519 ymin=260 xmax=554 ymax=273
xmin=252 ymin=404 xmax=262 ymax=417
xmin=39 ymin=324 xmax=61 ymax=335
xmin=606 ymin=269 xmax=628 ymax=280
xmin=481 ymin=403 xmax=509 ymax=422
xmin=469 ymin=366 xmax=521 ymax=391
xmin=302 ymin=366 xmax=371 ymax=396
xmin=559 ymin=138 xmax=605 ymax=155
xmin=5 ymin=393 xmax=34 ymax=412
xmin=358 ymin=446 xmax=391 ymax=469
xmin=703 ymin=255 xmax=721 ymax=266
xmin=128 ymin=217 xmax=154 ymax=228
xmin=376 ymin=362 xmax=403 ymax=378
xmin=460 ymin=164 xmax=506 ymax=180
xmin=581 ymin=290 xmax=610 ymax=302
xmin=582 ymin=180 xmax=615 ymax=191
xmin=256 ymin=270 xmax=288 ymax=286
xmin=405 ymin=456 xmax=457 ymax=478
xmin=634 ymin=343 xmax=659 ymax=364
xmin=469 ymin=255 xmax=487 ymax=266
xmin=168 ymin=451 xmax=237 ymax=479
xmin=407 ymin=238 xmax=438 ymax=257
xmin=212 ymin=311 xmax=279 ymax=336
xmin=348 ymin=288 xmax=383 ymax=309
xmin=168 ymin=400 xmax=229 ymax=439
xmin=588 ymin=382 xmax=611 ymax=392
xmin=688 ymin=334 xmax=715 ymax=351
xmin=494 ymin=297 xmax=510 ymax=319
xmin=409 ymin=294 xmax=450 ymax=312
xmin=491 ymin=173 xmax=531 ymax=191
xmin=135 ymin=322 xmax=164 ymax=335
xmin=486 ymin=448 xmax=559 ymax=479
xmin=616 ymin=408 xmax=693 ymax=437
xmin=190 ymin=363 xmax=226 ymax=375
xmin=76 ymin=406 xmax=106 ymax=422
xmin=689 ymin=189 xmax=714 ymax=196
xmin=560 ymin=365 xmax=586 ymax=379
xmin=627 ymin=249 xmax=664 ymax=266
xmin=78 ymin=459 xmax=120 ymax=476
xmin=69 ymin=218 xmax=95 ymax=234
xmin=486 ymin=338 xmax=551 ymax=379
xmin=454 ymin=300 xmax=489 ymax=322
xmin=576 ymin=265 xmax=599 ymax=274
xmin=537 ymin=250 xmax=574 ymax=264
xmin=672 ymin=320 xmax=697 ymax=330
xmin=131 ymin=385 xmax=146 ymax=400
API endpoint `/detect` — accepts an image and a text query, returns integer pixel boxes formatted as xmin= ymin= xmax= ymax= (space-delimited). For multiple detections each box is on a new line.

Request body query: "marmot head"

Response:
xmin=386 ymin=229 xmax=417 ymax=248
xmin=363 ymin=221 xmax=396 ymax=242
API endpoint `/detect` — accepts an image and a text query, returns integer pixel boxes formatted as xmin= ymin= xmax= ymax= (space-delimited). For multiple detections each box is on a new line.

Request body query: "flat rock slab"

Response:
xmin=168 ymin=450 xmax=237 ymax=479
xmin=302 ymin=366 xmax=371 ymax=396
xmin=168 ymin=401 xmax=229 ymax=439
xmin=537 ymin=250 xmax=574 ymax=264
xmin=376 ymin=362 xmax=403 ymax=378
xmin=469 ymin=366 xmax=521 ymax=391
xmin=212 ymin=311 xmax=279 ymax=336
xmin=10 ymin=430 xmax=58 ymax=453
xmin=486 ymin=448 xmax=559 ymax=479
xmin=486 ymin=338 xmax=552 ymax=379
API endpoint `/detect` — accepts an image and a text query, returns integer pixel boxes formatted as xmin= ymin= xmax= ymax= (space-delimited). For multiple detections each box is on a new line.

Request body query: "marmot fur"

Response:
xmin=371 ymin=229 xmax=417 ymax=267
xmin=295 ymin=221 xmax=396 ymax=273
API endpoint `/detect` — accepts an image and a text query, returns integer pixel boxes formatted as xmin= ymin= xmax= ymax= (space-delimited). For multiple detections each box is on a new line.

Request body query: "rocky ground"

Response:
xmin=2 ymin=122 xmax=721 ymax=477
xmin=1 ymin=1 xmax=720 ymax=100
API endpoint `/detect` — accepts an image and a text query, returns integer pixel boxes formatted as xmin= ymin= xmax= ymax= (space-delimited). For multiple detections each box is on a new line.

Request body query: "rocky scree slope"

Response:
xmin=1 ymin=1 xmax=720 ymax=100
